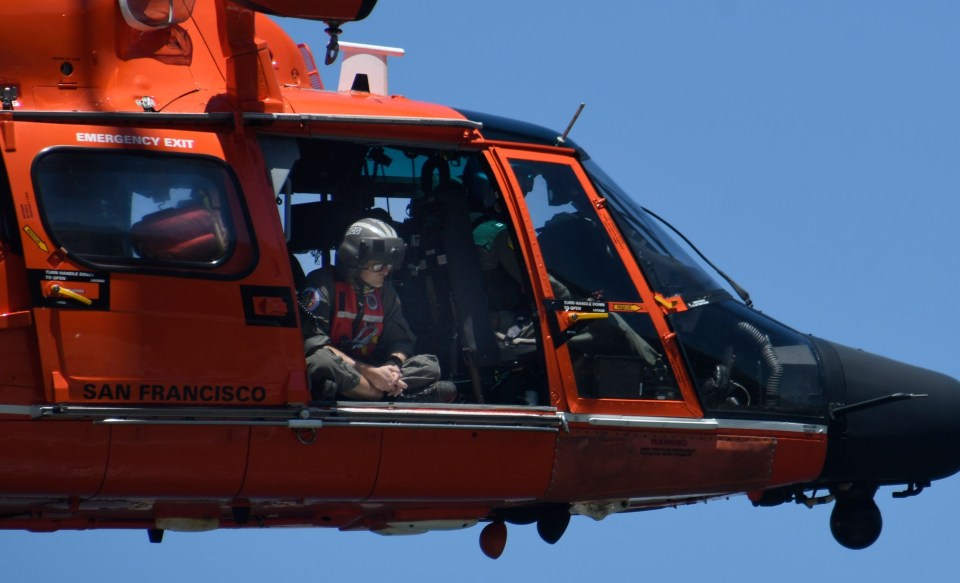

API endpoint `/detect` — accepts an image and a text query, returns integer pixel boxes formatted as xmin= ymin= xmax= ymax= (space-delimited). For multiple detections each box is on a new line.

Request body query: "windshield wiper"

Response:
xmin=640 ymin=206 xmax=753 ymax=308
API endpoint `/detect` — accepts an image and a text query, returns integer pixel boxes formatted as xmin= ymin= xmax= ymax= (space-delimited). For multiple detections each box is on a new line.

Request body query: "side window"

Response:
xmin=0 ymin=154 xmax=21 ymax=254
xmin=510 ymin=159 xmax=681 ymax=401
xmin=33 ymin=150 xmax=254 ymax=273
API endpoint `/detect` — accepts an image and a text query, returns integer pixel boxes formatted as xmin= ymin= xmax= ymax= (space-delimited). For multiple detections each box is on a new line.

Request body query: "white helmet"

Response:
xmin=335 ymin=217 xmax=405 ymax=280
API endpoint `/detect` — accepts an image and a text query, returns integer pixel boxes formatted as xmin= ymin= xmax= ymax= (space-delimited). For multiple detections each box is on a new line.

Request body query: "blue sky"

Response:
xmin=5 ymin=2 xmax=960 ymax=581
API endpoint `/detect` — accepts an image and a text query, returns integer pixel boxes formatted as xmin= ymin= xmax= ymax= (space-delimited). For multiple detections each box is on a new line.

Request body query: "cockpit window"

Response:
xmin=669 ymin=300 xmax=825 ymax=418
xmin=580 ymin=157 xmax=824 ymax=417
xmin=33 ymin=149 xmax=254 ymax=274
xmin=583 ymin=159 xmax=732 ymax=305
xmin=520 ymin=162 xmax=637 ymax=300
xmin=509 ymin=158 xmax=680 ymax=401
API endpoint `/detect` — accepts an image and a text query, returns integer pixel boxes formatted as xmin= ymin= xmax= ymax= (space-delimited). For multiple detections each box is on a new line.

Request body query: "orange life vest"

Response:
xmin=329 ymin=280 xmax=385 ymax=358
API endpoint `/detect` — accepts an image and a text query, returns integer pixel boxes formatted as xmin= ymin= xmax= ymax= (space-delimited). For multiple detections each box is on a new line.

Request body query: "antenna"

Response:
xmin=557 ymin=102 xmax=585 ymax=144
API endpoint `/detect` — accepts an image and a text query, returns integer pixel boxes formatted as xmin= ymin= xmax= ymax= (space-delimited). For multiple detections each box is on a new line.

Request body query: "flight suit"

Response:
xmin=299 ymin=266 xmax=440 ymax=401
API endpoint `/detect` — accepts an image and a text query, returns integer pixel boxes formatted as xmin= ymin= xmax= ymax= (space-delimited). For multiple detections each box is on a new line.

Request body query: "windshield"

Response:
xmin=582 ymin=158 xmax=733 ymax=305
xmin=581 ymin=157 xmax=824 ymax=418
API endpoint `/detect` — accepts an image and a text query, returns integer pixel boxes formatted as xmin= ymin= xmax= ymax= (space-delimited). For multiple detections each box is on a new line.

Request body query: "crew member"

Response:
xmin=464 ymin=165 xmax=527 ymax=334
xmin=299 ymin=218 xmax=457 ymax=402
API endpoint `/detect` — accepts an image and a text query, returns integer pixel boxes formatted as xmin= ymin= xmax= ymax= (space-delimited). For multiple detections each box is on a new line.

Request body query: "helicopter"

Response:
xmin=0 ymin=0 xmax=957 ymax=560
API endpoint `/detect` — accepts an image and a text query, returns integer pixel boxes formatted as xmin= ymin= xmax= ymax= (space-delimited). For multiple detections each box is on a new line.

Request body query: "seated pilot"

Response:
xmin=299 ymin=217 xmax=457 ymax=403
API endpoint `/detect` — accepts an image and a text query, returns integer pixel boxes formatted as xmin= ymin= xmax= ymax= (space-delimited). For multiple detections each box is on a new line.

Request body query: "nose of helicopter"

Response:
xmin=812 ymin=338 xmax=960 ymax=485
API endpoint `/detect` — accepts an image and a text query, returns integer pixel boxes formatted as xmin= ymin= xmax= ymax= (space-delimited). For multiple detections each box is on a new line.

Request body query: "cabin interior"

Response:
xmin=276 ymin=138 xmax=548 ymax=405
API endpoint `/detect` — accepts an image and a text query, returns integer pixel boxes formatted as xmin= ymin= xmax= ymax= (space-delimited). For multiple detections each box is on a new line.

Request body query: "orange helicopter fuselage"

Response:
xmin=0 ymin=0 xmax=831 ymax=538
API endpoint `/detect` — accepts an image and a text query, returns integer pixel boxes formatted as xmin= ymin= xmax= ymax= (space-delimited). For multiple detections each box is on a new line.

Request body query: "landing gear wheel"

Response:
xmin=830 ymin=495 xmax=882 ymax=550
xmin=536 ymin=509 xmax=570 ymax=544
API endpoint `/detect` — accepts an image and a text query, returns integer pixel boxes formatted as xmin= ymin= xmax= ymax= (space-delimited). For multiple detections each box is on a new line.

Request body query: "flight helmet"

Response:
xmin=335 ymin=217 xmax=406 ymax=281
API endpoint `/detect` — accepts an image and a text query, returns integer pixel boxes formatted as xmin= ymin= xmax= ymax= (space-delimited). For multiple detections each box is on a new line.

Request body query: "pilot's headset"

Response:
xmin=335 ymin=218 xmax=407 ymax=282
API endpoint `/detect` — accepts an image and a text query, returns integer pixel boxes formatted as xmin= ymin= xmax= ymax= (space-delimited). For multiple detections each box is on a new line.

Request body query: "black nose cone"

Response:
xmin=812 ymin=337 xmax=960 ymax=485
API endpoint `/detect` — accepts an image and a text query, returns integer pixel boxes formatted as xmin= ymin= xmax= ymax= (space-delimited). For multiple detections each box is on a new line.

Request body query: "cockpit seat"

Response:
xmin=437 ymin=182 xmax=537 ymax=401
